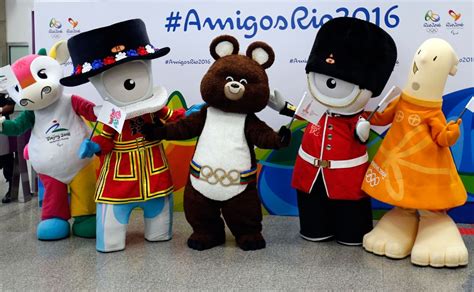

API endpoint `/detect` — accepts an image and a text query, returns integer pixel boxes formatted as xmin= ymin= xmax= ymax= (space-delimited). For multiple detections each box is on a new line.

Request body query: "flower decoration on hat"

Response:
xmin=70 ymin=44 xmax=159 ymax=76
xmin=92 ymin=59 xmax=104 ymax=70
xmin=103 ymin=56 xmax=116 ymax=66
xmin=74 ymin=64 xmax=82 ymax=75
xmin=115 ymin=52 xmax=127 ymax=61
xmin=82 ymin=62 xmax=92 ymax=73
xmin=145 ymin=45 xmax=155 ymax=54
xmin=127 ymin=49 xmax=138 ymax=57
xmin=137 ymin=46 xmax=148 ymax=56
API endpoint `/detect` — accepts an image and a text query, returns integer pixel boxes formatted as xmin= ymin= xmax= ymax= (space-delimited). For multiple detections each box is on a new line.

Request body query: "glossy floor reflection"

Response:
xmin=0 ymin=195 xmax=473 ymax=291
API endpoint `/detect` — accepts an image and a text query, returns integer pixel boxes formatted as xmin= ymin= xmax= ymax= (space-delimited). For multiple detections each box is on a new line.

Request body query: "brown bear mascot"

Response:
xmin=144 ymin=35 xmax=291 ymax=251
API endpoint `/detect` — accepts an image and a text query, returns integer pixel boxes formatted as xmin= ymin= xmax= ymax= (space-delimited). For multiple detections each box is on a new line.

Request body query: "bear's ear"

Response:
xmin=49 ymin=40 xmax=70 ymax=65
xmin=246 ymin=41 xmax=275 ymax=69
xmin=210 ymin=35 xmax=239 ymax=60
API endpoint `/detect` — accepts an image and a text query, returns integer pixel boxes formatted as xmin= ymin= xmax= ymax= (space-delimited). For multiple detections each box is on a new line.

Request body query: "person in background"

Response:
xmin=0 ymin=90 xmax=15 ymax=203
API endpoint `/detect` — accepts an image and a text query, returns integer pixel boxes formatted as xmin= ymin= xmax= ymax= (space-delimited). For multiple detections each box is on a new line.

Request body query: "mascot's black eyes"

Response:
xmin=14 ymin=85 xmax=19 ymax=92
xmin=124 ymin=79 xmax=136 ymax=90
xmin=326 ymin=78 xmax=337 ymax=89
xmin=37 ymin=69 xmax=47 ymax=79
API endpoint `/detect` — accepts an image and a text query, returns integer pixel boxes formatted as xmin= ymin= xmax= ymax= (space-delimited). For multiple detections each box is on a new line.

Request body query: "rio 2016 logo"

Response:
xmin=423 ymin=10 xmax=441 ymax=34
xmin=49 ymin=18 xmax=62 ymax=29
xmin=424 ymin=10 xmax=440 ymax=22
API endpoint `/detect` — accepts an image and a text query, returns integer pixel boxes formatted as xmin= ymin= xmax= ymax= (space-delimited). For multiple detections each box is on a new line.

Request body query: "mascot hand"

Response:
xmin=356 ymin=118 xmax=371 ymax=143
xmin=446 ymin=119 xmax=461 ymax=142
xmin=142 ymin=123 xmax=166 ymax=141
xmin=278 ymin=126 xmax=291 ymax=147
xmin=79 ymin=139 xmax=101 ymax=159
xmin=186 ymin=103 xmax=206 ymax=117
xmin=268 ymin=89 xmax=286 ymax=112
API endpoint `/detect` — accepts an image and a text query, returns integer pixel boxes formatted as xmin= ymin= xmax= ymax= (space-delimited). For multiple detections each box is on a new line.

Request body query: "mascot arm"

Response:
xmin=71 ymin=95 xmax=97 ymax=122
xmin=91 ymin=124 xmax=116 ymax=155
xmin=0 ymin=110 xmax=35 ymax=135
xmin=429 ymin=113 xmax=461 ymax=147
xmin=245 ymin=114 xmax=289 ymax=149
xmin=367 ymin=97 xmax=400 ymax=127
xmin=157 ymin=106 xmax=186 ymax=124
xmin=163 ymin=106 xmax=207 ymax=140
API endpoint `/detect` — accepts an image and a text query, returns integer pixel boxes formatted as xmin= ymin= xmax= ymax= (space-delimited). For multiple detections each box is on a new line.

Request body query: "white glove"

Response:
xmin=356 ymin=118 xmax=371 ymax=143
xmin=268 ymin=89 xmax=286 ymax=112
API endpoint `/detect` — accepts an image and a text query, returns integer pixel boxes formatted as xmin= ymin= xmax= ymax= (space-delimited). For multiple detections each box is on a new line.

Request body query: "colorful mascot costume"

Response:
xmin=362 ymin=38 xmax=469 ymax=267
xmin=291 ymin=17 xmax=397 ymax=245
xmin=144 ymin=35 xmax=291 ymax=251
xmin=60 ymin=19 xmax=185 ymax=253
xmin=0 ymin=42 xmax=97 ymax=240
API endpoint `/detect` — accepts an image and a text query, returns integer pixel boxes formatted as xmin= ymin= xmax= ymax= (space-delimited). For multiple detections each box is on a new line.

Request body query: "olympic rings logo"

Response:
xmin=200 ymin=165 xmax=240 ymax=187
xmin=365 ymin=169 xmax=380 ymax=187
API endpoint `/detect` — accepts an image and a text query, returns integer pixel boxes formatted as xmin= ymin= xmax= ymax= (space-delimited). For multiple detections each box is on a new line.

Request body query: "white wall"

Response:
xmin=6 ymin=0 xmax=33 ymax=44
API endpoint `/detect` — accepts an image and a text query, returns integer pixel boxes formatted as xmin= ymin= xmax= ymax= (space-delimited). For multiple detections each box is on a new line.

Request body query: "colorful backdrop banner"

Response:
xmin=33 ymin=0 xmax=474 ymax=222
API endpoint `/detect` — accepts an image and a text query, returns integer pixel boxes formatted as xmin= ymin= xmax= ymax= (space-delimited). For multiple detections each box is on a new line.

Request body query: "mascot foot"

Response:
xmin=37 ymin=218 xmax=70 ymax=241
xmin=236 ymin=233 xmax=266 ymax=251
xmin=187 ymin=232 xmax=225 ymax=251
xmin=363 ymin=207 xmax=418 ymax=259
xmin=411 ymin=210 xmax=468 ymax=268
xmin=72 ymin=215 xmax=96 ymax=238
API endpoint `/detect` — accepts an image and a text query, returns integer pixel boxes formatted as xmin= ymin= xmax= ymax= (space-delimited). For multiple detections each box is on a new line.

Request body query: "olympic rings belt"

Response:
xmin=298 ymin=147 xmax=368 ymax=169
xmin=190 ymin=160 xmax=257 ymax=187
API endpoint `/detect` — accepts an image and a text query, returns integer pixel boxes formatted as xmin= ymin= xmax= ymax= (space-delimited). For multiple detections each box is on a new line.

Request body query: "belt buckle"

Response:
xmin=314 ymin=158 xmax=331 ymax=169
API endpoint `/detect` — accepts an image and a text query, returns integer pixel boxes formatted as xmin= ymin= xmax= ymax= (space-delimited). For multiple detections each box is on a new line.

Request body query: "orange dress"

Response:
xmin=361 ymin=92 xmax=467 ymax=210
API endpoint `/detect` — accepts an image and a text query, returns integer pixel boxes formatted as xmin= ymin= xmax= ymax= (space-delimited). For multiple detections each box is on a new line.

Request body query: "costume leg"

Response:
xmin=411 ymin=210 xmax=468 ymax=267
xmin=96 ymin=202 xmax=135 ymax=252
xmin=69 ymin=160 xmax=98 ymax=238
xmin=142 ymin=195 xmax=173 ymax=242
xmin=184 ymin=183 xmax=225 ymax=251
xmin=37 ymin=174 xmax=70 ymax=240
xmin=221 ymin=183 xmax=265 ymax=251
xmin=333 ymin=197 xmax=373 ymax=246
xmin=363 ymin=207 xmax=418 ymax=259
xmin=297 ymin=175 xmax=334 ymax=241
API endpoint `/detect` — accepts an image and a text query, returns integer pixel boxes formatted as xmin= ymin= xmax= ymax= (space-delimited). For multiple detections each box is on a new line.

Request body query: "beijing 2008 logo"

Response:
xmin=423 ymin=10 xmax=441 ymax=34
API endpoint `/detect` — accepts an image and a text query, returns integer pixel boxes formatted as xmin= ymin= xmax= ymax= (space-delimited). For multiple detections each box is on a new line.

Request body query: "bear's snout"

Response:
xmin=224 ymin=81 xmax=245 ymax=100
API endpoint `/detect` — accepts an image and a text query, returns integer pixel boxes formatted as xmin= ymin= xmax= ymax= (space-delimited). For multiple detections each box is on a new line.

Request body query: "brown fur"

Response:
xmin=145 ymin=35 xmax=288 ymax=251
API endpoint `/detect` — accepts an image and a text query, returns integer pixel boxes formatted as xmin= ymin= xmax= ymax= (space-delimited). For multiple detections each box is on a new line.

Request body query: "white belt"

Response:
xmin=298 ymin=147 xmax=368 ymax=169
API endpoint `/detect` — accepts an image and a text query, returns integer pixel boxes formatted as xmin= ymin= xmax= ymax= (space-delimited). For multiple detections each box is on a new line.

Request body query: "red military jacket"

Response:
xmin=92 ymin=106 xmax=185 ymax=204
xmin=292 ymin=112 xmax=369 ymax=200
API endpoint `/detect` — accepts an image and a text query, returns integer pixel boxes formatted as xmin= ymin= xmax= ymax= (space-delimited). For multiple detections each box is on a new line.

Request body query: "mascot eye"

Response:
xmin=124 ymin=79 xmax=136 ymax=90
xmin=240 ymin=79 xmax=248 ymax=85
xmin=226 ymin=76 xmax=234 ymax=82
xmin=326 ymin=78 xmax=337 ymax=89
xmin=14 ymin=85 xmax=19 ymax=92
xmin=37 ymin=69 xmax=48 ymax=79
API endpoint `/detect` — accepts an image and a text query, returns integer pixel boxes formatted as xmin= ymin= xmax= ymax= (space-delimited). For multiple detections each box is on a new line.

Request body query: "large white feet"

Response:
xmin=411 ymin=210 xmax=468 ymax=267
xmin=363 ymin=207 xmax=418 ymax=259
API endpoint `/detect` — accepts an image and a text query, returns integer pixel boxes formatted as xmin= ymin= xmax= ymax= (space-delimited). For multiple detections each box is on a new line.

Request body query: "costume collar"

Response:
xmin=401 ymin=91 xmax=442 ymax=108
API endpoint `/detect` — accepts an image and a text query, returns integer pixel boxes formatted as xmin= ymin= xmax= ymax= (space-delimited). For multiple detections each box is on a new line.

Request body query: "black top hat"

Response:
xmin=305 ymin=17 xmax=397 ymax=97
xmin=60 ymin=19 xmax=170 ymax=87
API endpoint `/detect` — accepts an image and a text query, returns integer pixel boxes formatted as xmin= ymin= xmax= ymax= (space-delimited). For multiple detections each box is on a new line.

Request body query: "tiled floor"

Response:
xmin=0 ymin=186 xmax=473 ymax=290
